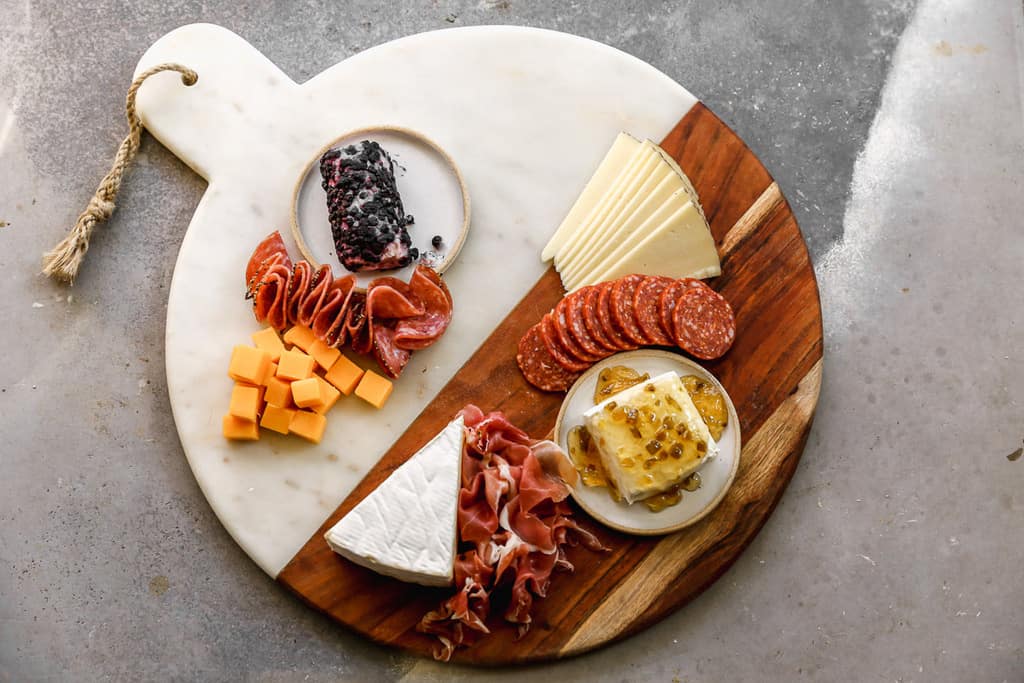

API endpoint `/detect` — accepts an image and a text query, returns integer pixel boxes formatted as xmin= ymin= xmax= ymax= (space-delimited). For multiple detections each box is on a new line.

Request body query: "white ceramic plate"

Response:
xmin=554 ymin=350 xmax=741 ymax=535
xmin=291 ymin=125 xmax=471 ymax=289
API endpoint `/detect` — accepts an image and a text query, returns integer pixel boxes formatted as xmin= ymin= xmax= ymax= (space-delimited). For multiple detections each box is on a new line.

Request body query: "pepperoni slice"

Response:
xmin=566 ymin=289 xmax=611 ymax=360
xmin=597 ymin=283 xmax=636 ymax=351
xmin=633 ymin=276 xmax=674 ymax=346
xmin=609 ymin=275 xmax=647 ymax=345
xmin=517 ymin=325 xmax=581 ymax=392
xmin=581 ymin=286 xmax=618 ymax=352
xmin=246 ymin=231 xmax=291 ymax=295
xmin=672 ymin=286 xmax=736 ymax=360
xmin=553 ymin=297 xmax=604 ymax=363
xmin=540 ymin=314 xmax=589 ymax=372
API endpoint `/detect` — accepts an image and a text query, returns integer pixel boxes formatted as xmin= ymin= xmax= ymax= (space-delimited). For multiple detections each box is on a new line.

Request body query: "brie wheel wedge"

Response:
xmin=324 ymin=416 xmax=465 ymax=586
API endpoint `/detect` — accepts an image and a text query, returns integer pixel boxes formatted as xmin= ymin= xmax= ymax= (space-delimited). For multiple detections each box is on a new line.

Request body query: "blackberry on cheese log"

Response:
xmin=320 ymin=141 xmax=416 ymax=272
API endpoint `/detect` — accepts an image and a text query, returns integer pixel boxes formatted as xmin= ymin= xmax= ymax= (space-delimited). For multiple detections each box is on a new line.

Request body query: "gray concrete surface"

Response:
xmin=2 ymin=0 xmax=1022 ymax=680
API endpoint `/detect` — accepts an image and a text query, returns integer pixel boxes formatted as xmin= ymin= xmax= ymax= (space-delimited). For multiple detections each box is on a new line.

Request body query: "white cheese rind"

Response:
xmin=324 ymin=416 xmax=464 ymax=586
xmin=541 ymin=132 xmax=640 ymax=262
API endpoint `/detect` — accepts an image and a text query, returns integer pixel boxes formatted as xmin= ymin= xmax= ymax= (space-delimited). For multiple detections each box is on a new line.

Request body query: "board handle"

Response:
xmin=133 ymin=23 xmax=300 ymax=181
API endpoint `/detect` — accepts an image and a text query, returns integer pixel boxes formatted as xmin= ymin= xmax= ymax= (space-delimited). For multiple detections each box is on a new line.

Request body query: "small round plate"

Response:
xmin=291 ymin=125 xmax=471 ymax=289
xmin=554 ymin=349 xmax=742 ymax=535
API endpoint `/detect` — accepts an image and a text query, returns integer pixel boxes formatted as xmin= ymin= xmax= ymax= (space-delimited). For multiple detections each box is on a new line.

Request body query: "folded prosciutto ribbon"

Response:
xmin=417 ymin=405 xmax=607 ymax=661
xmin=244 ymin=231 xmax=453 ymax=378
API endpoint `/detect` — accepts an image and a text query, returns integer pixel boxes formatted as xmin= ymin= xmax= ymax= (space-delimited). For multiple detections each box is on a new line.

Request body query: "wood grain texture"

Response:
xmin=277 ymin=102 xmax=824 ymax=664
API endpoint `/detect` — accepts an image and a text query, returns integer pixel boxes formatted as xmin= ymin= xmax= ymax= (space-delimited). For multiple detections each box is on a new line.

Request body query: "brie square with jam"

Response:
xmin=582 ymin=372 xmax=718 ymax=504
xmin=324 ymin=416 xmax=465 ymax=586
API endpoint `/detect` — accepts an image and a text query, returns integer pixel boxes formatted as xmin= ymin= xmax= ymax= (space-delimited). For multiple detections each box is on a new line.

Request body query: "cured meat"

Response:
xmin=633 ymin=275 xmax=674 ymax=346
xmin=553 ymin=297 xmax=604 ymax=363
xmin=296 ymin=263 xmax=333 ymax=328
xmin=581 ymin=285 xmax=618 ymax=352
xmin=418 ymin=407 xmax=605 ymax=660
xmin=251 ymin=260 xmax=291 ymax=331
xmin=366 ymin=277 xmax=424 ymax=319
xmin=345 ymin=292 xmax=372 ymax=355
xmin=515 ymin=325 xmax=581 ymax=392
xmin=517 ymin=274 xmax=736 ymax=391
xmin=597 ymin=283 xmax=637 ymax=351
xmin=671 ymin=285 xmax=736 ymax=359
xmin=320 ymin=141 xmax=416 ymax=272
xmin=370 ymin=321 xmax=412 ymax=378
xmin=285 ymin=260 xmax=313 ymax=325
xmin=539 ymin=314 xmax=589 ymax=373
xmin=394 ymin=266 xmax=454 ymax=350
xmin=311 ymin=274 xmax=357 ymax=346
xmin=245 ymin=231 xmax=291 ymax=295
xmin=565 ymin=287 xmax=611 ymax=359
xmin=609 ymin=274 xmax=648 ymax=345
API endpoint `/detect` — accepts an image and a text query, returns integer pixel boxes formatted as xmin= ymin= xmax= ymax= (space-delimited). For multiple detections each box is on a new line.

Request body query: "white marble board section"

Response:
xmin=136 ymin=23 xmax=697 ymax=577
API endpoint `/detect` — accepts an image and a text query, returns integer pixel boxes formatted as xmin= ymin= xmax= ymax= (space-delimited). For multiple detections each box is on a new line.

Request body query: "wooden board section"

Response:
xmin=278 ymin=103 xmax=823 ymax=663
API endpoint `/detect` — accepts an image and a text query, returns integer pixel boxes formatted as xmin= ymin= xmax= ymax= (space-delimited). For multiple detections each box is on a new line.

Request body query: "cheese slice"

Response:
xmin=541 ymin=132 xmax=640 ymax=262
xmin=561 ymin=166 xmax=684 ymax=287
xmin=324 ymin=416 xmax=464 ymax=586
xmin=567 ymin=189 xmax=692 ymax=291
xmin=554 ymin=142 xmax=659 ymax=272
xmin=585 ymin=200 xmax=722 ymax=286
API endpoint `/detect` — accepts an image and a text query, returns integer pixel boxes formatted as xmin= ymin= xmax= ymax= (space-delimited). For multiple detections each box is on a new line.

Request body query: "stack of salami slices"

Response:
xmin=517 ymin=274 xmax=736 ymax=392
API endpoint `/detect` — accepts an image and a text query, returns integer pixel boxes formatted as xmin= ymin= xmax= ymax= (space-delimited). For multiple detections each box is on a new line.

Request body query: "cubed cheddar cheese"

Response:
xmin=277 ymin=349 xmax=315 ymax=381
xmin=264 ymin=376 xmax=293 ymax=409
xmin=260 ymin=361 xmax=278 ymax=386
xmin=228 ymin=346 xmax=271 ymax=385
xmin=354 ymin=370 xmax=393 ymax=409
xmin=223 ymin=414 xmax=259 ymax=440
xmin=229 ymin=384 xmax=263 ymax=422
xmin=251 ymin=327 xmax=285 ymax=362
xmin=311 ymin=376 xmax=341 ymax=415
xmin=283 ymin=325 xmax=316 ymax=352
xmin=290 ymin=410 xmax=327 ymax=443
xmin=260 ymin=404 xmax=295 ymax=434
xmin=291 ymin=377 xmax=323 ymax=408
xmin=309 ymin=339 xmax=341 ymax=371
xmin=324 ymin=354 xmax=364 ymax=395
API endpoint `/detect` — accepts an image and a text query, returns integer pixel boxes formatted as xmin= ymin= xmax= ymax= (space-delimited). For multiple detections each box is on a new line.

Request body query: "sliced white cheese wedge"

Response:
xmin=541 ymin=132 xmax=640 ymax=262
xmin=584 ymin=200 xmax=722 ymax=286
xmin=324 ymin=416 xmax=465 ymax=586
xmin=561 ymin=165 xmax=684 ymax=287
xmin=554 ymin=142 xmax=659 ymax=273
xmin=566 ymin=189 xmax=692 ymax=291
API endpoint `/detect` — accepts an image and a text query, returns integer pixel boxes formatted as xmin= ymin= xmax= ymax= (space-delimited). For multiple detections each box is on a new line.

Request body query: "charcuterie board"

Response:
xmin=277 ymin=102 xmax=822 ymax=663
xmin=138 ymin=23 xmax=820 ymax=665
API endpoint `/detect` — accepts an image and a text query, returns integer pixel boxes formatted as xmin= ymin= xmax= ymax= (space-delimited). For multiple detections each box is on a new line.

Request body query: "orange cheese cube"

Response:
xmin=291 ymin=377 xmax=324 ymax=408
xmin=228 ymin=346 xmax=271 ymax=385
xmin=260 ymin=404 xmax=295 ymax=434
xmin=283 ymin=325 xmax=316 ymax=352
xmin=229 ymin=383 xmax=263 ymax=422
xmin=260 ymin=361 xmax=278 ymax=386
xmin=290 ymin=410 xmax=327 ymax=443
xmin=309 ymin=339 xmax=342 ymax=371
xmin=324 ymin=354 xmax=365 ymax=395
xmin=251 ymin=327 xmax=285 ymax=362
xmin=223 ymin=414 xmax=259 ymax=441
xmin=311 ymin=376 xmax=341 ymax=416
xmin=277 ymin=349 xmax=315 ymax=381
xmin=354 ymin=370 xmax=393 ymax=409
xmin=264 ymin=376 xmax=293 ymax=409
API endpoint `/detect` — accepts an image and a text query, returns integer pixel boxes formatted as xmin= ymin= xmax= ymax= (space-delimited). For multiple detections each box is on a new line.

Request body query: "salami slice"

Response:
xmin=286 ymin=260 xmax=313 ymax=326
xmin=371 ymin=321 xmax=412 ymax=378
xmin=609 ymin=274 xmax=647 ymax=345
xmin=394 ymin=266 xmax=453 ymax=350
xmin=246 ymin=231 xmax=291 ymax=295
xmin=597 ymin=283 xmax=636 ymax=351
xmin=672 ymin=286 xmax=736 ymax=360
xmin=366 ymin=277 xmax=425 ymax=319
xmin=252 ymin=261 xmax=291 ymax=331
xmin=566 ymin=288 xmax=612 ymax=359
xmin=517 ymin=325 xmax=581 ymax=392
xmin=540 ymin=314 xmax=589 ymax=372
xmin=633 ymin=276 xmax=674 ymax=346
xmin=581 ymin=285 xmax=618 ymax=352
xmin=312 ymin=274 xmax=357 ymax=346
xmin=658 ymin=280 xmax=686 ymax=342
xmin=297 ymin=263 xmax=333 ymax=327
xmin=554 ymin=296 xmax=603 ymax=363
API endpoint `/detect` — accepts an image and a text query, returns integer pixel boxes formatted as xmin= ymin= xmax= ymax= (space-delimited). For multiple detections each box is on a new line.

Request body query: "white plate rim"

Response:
xmin=554 ymin=349 xmax=742 ymax=535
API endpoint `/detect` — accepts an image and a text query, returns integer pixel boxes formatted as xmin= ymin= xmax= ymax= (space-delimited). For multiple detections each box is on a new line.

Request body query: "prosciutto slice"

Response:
xmin=417 ymin=406 xmax=606 ymax=661
xmin=243 ymin=231 xmax=453 ymax=377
